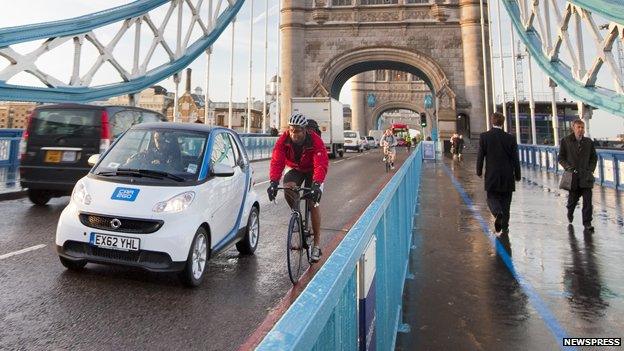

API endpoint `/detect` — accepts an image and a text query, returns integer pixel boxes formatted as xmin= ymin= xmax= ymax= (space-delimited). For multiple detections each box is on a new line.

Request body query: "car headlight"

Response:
xmin=153 ymin=191 xmax=195 ymax=213
xmin=72 ymin=181 xmax=92 ymax=205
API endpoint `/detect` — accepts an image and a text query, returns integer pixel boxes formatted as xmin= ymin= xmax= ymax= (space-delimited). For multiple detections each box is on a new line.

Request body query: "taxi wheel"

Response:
xmin=236 ymin=206 xmax=259 ymax=255
xmin=28 ymin=189 xmax=51 ymax=206
xmin=59 ymin=256 xmax=87 ymax=270
xmin=180 ymin=227 xmax=210 ymax=287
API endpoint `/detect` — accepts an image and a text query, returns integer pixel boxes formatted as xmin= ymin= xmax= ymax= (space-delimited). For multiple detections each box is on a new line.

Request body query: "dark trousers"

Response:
xmin=567 ymin=187 xmax=593 ymax=225
xmin=487 ymin=191 xmax=513 ymax=231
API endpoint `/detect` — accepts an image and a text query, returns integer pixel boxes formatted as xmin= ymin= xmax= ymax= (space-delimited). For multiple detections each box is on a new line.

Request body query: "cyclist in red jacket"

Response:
xmin=267 ymin=113 xmax=329 ymax=262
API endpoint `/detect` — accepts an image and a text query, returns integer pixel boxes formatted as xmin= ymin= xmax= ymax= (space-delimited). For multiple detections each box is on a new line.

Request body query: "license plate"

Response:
xmin=345 ymin=140 xmax=353 ymax=144
xmin=45 ymin=150 xmax=62 ymax=163
xmin=89 ymin=233 xmax=140 ymax=251
xmin=61 ymin=151 xmax=77 ymax=162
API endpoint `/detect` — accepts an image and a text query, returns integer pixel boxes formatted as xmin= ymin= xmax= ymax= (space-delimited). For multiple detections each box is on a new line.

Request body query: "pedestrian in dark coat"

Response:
xmin=558 ymin=119 xmax=598 ymax=232
xmin=476 ymin=112 xmax=522 ymax=235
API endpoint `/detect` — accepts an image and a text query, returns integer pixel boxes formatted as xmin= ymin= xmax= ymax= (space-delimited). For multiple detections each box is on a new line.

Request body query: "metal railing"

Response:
xmin=257 ymin=145 xmax=423 ymax=350
xmin=239 ymin=135 xmax=277 ymax=161
xmin=518 ymin=144 xmax=624 ymax=190
xmin=0 ymin=129 xmax=23 ymax=168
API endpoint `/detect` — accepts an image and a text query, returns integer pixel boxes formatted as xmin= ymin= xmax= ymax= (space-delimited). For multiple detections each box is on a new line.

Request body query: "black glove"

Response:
xmin=267 ymin=181 xmax=279 ymax=201
xmin=309 ymin=182 xmax=323 ymax=203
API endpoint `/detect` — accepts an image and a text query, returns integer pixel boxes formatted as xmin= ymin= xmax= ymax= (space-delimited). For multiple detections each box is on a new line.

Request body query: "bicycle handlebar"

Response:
xmin=273 ymin=186 xmax=319 ymax=207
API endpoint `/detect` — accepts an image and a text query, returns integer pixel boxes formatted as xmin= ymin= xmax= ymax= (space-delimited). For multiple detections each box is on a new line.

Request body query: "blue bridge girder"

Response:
xmin=0 ymin=0 xmax=244 ymax=103
xmin=502 ymin=0 xmax=624 ymax=117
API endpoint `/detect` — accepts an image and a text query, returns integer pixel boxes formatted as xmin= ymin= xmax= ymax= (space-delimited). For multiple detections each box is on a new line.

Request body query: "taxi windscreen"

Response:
xmin=94 ymin=129 xmax=208 ymax=182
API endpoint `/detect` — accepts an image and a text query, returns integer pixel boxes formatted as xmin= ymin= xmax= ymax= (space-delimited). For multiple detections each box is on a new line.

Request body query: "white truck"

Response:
xmin=291 ymin=97 xmax=345 ymax=158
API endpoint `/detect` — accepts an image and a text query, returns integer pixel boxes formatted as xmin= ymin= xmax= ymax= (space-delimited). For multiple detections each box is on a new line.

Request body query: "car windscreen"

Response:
xmin=94 ymin=129 xmax=208 ymax=182
xmin=31 ymin=109 xmax=99 ymax=137
xmin=344 ymin=132 xmax=357 ymax=138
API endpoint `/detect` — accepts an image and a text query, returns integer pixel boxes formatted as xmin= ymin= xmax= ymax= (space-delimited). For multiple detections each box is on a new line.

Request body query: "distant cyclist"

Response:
xmin=267 ymin=113 xmax=329 ymax=262
xmin=380 ymin=128 xmax=398 ymax=170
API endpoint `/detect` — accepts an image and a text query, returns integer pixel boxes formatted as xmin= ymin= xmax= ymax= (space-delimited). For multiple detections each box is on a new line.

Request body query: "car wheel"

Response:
xmin=28 ymin=189 xmax=51 ymax=206
xmin=59 ymin=256 xmax=87 ymax=270
xmin=179 ymin=227 xmax=210 ymax=287
xmin=236 ymin=206 xmax=259 ymax=255
xmin=339 ymin=149 xmax=344 ymax=157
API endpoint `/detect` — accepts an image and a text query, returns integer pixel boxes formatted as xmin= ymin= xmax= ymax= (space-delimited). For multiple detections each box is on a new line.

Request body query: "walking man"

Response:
xmin=476 ymin=112 xmax=522 ymax=236
xmin=558 ymin=119 xmax=597 ymax=232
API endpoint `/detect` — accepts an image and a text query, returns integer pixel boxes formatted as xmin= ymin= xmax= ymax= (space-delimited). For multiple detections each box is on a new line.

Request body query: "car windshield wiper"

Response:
xmin=96 ymin=168 xmax=185 ymax=182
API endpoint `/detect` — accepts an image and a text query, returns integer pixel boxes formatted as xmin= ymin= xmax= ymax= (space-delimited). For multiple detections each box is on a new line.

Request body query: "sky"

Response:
xmin=1 ymin=0 xmax=621 ymax=139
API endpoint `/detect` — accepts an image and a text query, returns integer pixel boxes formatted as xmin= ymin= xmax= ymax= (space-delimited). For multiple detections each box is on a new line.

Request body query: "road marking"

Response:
xmin=0 ymin=244 xmax=46 ymax=260
xmin=441 ymin=163 xmax=574 ymax=351
xmin=255 ymin=180 xmax=270 ymax=186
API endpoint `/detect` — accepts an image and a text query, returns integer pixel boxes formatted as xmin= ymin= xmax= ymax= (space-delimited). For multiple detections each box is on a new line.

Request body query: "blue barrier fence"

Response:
xmin=257 ymin=145 xmax=423 ymax=350
xmin=0 ymin=129 xmax=23 ymax=168
xmin=518 ymin=144 xmax=624 ymax=190
xmin=239 ymin=135 xmax=277 ymax=161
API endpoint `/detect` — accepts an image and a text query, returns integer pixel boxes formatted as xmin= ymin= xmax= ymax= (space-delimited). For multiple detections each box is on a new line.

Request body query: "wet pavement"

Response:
xmin=396 ymin=155 xmax=624 ymax=351
xmin=0 ymin=148 xmax=407 ymax=351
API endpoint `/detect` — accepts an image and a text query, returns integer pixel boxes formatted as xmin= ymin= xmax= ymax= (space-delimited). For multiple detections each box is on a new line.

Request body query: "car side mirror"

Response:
xmin=88 ymin=154 xmax=100 ymax=166
xmin=211 ymin=163 xmax=234 ymax=177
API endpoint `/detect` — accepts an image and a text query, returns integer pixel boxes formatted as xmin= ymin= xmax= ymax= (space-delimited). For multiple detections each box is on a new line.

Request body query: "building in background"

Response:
xmin=106 ymin=85 xmax=173 ymax=115
xmin=0 ymin=102 xmax=38 ymax=129
xmin=210 ymin=101 xmax=264 ymax=133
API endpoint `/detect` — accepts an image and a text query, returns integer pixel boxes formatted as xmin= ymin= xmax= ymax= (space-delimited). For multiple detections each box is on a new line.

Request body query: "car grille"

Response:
xmin=79 ymin=213 xmax=163 ymax=234
xmin=63 ymin=241 xmax=172 ymax=269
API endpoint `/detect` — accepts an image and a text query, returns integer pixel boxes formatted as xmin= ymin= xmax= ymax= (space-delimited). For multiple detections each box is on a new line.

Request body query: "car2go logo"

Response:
xmin=111 ymin=187 xmax=140 ymax=201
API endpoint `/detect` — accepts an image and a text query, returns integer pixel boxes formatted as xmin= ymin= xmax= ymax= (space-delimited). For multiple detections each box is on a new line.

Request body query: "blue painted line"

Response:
xmin=441 ymin=163 xmax=576 ymax=351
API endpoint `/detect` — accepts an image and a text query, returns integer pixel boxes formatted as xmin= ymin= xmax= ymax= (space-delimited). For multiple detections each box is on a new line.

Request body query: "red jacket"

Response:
xmin=269 ymin=131 xmax=329 ymax=183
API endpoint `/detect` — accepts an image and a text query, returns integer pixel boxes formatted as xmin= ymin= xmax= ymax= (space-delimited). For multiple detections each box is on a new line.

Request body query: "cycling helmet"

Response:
xmin=288 ymin=113 xmax=308 ymax=127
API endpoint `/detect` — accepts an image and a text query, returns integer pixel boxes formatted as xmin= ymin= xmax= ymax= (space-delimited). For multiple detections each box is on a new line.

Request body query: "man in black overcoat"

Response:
xmin=558 ymin=119 xmax=597 ymax=232
xmin=476 ymin=112 xmax=522 ymax=235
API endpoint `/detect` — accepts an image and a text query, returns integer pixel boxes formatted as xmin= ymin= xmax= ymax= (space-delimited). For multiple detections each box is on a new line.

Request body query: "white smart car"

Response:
xmin=55 ymin=123 xmax=260 ymax=287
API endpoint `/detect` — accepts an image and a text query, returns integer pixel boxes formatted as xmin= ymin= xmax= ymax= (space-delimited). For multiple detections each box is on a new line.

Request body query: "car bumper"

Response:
xmin=56 ymin=202 xmax=200 ymax=269
xmin=20 ymin=165 xmax=90 ymax=192
xmin=56 ymin=243 xmax=186 ymax=272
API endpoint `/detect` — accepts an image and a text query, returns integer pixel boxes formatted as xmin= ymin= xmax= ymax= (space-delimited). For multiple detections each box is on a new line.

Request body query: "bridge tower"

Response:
xmin=280 ymin=0 xmax=492 ymax=140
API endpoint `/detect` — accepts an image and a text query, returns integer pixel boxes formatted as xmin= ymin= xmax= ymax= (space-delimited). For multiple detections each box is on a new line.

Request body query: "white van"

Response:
xmin=343 ymin=130 xmax=364 ymax=152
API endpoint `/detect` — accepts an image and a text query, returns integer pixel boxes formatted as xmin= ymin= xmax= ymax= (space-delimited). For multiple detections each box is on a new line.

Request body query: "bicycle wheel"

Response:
xmin=287 ymin=212 xmax=306 ymax=284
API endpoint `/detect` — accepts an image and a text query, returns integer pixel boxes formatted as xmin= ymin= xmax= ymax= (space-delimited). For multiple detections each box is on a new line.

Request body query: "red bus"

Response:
xmin=391 ymin=123 xmax=409 ymax=146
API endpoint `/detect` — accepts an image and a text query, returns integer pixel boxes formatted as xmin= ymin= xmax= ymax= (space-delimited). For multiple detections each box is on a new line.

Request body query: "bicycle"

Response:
xmin=275 ymin=186 xmax=318 ymax=284
xmin=382 ymin=146 xmax=394 ymax=172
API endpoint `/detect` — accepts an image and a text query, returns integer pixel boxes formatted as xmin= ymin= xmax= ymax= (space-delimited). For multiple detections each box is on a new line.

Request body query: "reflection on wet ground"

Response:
xmin=397 ymin=155 xmax=623 ymax=351
xmin=0 ymin=167 xmax=19 ymax=193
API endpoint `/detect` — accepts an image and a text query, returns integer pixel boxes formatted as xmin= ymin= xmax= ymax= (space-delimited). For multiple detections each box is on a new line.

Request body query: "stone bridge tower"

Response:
xmin=280 ymin=0 xmax=492 ymax=139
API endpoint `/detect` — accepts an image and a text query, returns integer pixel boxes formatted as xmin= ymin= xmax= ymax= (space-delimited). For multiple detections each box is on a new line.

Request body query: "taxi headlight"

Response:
xmin=72 ymin=181 xmax=91 ymax=205
xmin=153 ymin=191 xmax=195 ymax=213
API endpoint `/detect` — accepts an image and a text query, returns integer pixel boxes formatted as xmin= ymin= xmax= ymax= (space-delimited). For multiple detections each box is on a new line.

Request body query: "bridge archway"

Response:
xmin=280 ymin=1 xmax=491 ymax=138
xmin=316 ymin=47 xmax=449 ymax=100
xmin=311 ymin=47 xmax=457 ymax=136
xmin=371 ymin=102 xmax=422 ymax=131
